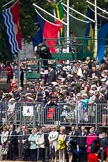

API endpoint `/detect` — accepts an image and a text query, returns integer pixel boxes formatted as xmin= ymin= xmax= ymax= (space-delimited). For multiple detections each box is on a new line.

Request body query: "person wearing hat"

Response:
xmin=81 ymin=93 xmax=89 ymax=122
xmin=99 ymin=130 xmax=108 ymax=161
xmin=58 ymin=126 xmax=66 ymax=162
xmin=10 ymin=76 xmax=17 ymax=92
xmin=20 ymin=68 xmax=24 ymax=88
xmin=48 ymin=126 xmax=58 ymax=162
xmin=88 ymin=139 xmax=100 ymax=162
xmin=7 ymin=98 xmax=16 ymax=122
xmin=75 ymin=93 xmax=82 ymax=123
xmin=6 ymin=62 xmax=13 ymax=83
xmin=88 ymin=90 xmax=96 ymax=123
xmin=48 ymin=66 xmax=56 ymax=83
xmin=86 ymin=127 xmax=98 ymax=154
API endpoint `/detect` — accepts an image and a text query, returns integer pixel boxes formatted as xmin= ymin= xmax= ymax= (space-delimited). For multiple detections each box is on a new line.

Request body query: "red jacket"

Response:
xmin=88 ymin=153 xmax=99 ymax=162
xmin=6 ymin=66 xmax=13 ymax=76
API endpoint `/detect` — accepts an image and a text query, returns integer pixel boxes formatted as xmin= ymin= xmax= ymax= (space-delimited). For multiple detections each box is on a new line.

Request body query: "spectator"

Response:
xmin=99 ymin=130 xmax=108 ymax=161
xmin=58 ymin=126 xmax=66 ymax=162
xmin=18 ymin=125 xmax=26 ymax=160
xmin=6 ymin=124 xmax=17 ymax=160
xmin=6 ymin=62 xmax=13 ymax=83
xmin=7 ymin=98 xmax=16 ymax=123
xmin=1 ymin=125 xmax=9 ymax=160
xmin=20 ymin=68 xmax=24 ymax=88
xmin=36 ymin=129 xmax=45 ymax=162
xmin=48 ymin=126 xmax=58 ymax=162
xmin=22 ymin=128 xmax=30 ymax=161
xmin=28 ymin=128 xmax=37 ymax=161
xmin=88 ymin=139 xmax=100 ymax=162
xmin=48 ymin=66 xmax=56 ymax=82
xmin=77 ymin=126 xmax=87 ymax=162
xmin=86 ymin=127 xmax=97 ymax=154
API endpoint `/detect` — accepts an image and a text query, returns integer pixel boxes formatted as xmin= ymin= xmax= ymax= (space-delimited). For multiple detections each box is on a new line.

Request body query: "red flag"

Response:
xmin=2 ymin=1 xmax=22 ymax=53
xmin=10 ymin=1 xmax=22 ymax=50
xmin=43 ymin=21 xmax=61 ymax=53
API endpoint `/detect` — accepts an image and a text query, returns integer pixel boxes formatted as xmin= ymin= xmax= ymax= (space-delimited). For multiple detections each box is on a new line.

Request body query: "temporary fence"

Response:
xmin=0 ymin=102 xmax=108 ymax=129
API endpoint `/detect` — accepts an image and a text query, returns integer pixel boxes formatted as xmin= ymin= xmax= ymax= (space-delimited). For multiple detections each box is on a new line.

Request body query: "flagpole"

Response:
xmin=64 ymin=7 xmax=90 ymax=23
xmin=67 ymin=0 xmax=69 ymax=53
xmin=2 ymin=0 xmax=15 ymax=8
xmin=62 ymin=2 xmax=95 ymax=22
xmin=87 ymin=0 xmax=108 ymax=15
xmin=94 ymin=0 xmax=98 ymax=59
xmin=33 ymin=3 xmax=67 ymax=26
xmin=18 ymin=52 xmax=20 ymax=87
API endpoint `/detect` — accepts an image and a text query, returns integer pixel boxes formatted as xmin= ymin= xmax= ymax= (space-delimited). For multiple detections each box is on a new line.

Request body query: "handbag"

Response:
xmin=1 ymin=147 xmax=8 ymax=155
xmin=23 ymin=141 xmax=30 ymax=150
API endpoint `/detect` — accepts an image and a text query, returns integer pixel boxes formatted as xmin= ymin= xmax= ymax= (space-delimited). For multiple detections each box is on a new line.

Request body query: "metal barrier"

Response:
xmin=0 ymin=102 xmax=108 ymax=129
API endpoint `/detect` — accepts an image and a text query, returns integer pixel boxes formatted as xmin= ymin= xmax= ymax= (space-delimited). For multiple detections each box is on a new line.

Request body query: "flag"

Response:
xmin=85 ymin=8 xmax=94 ymax=55
xmin=85 ymin=7 xmax=108 ymax=60
xmin=2 ymin=1 xmax=22 ymax=54
xmin=36 ymin=12 xmax=61 ymax=53
xmin=69 ymin=16 xmax=87 ymax=37
xmin=55 ymin=2 xmax=64 ymax=36
xmin=85 ymin=22 xmax=94 ymax=51
xmin=32 ymin=27 xmax=43 ymax=49
xmin=98 ymin=22 xmax=108 ymax=64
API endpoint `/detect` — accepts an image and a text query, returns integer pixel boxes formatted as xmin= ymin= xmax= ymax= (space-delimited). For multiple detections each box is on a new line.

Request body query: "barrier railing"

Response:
xmin=0 ymin=102 xmax=108 ymax=129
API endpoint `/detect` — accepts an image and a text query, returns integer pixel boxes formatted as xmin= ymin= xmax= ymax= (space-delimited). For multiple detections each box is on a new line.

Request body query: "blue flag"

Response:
xmin=32 ymin=27 xmax=43 ymax=49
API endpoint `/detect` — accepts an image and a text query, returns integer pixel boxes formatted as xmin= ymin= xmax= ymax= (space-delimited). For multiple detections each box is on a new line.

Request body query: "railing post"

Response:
xmin=20 ymin=104 xmax=22 ymax=126
xmin=76 ymin=103 xmax=78 ymax=127
xmin=58 ymin=103 xmax=60 ymax=127
xmin=95 ymin=103 xmax=98 ymax=130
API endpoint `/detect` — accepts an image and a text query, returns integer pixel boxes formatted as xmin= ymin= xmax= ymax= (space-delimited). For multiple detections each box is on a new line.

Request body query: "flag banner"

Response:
xmin=98 ymin=23 xmax=108 ymax=64
xmin=36 ymin=11 xmax=61 ymax=53
xmin=32 ymin=27 xmax=43 ymax=49
xmin=55 ymin=2 xmax=64 ymax=36
xmin=2 ymin=1 xmax=22 ymax=54
xmin=85 ymin=8 xmax=94 ymax=56
xmin=70 ymin=16 xmax=87 ymax=37
xmin=85 ymin=22 xmax=94 ymax=51
xmin=85 ymin=7 xmax=108 ymax=60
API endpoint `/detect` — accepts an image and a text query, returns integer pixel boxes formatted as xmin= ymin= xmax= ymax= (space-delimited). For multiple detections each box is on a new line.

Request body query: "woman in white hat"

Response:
xmin=48 ymin=126 xmax=58 ymax=162
xmin=7 ymin=98 xmax=16 ymax=122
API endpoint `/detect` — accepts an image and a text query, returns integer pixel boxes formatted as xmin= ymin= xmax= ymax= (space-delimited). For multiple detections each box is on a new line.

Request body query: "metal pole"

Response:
xmin=18 ymin=53 xmax=20 ymax=87
xmin=2 ymin=0 xmax=15 ymax=8
xmin=62 ymin=2 xmax=95 ymax=22
xmin=67 ymin=0 xmax=70 ymax=53
xmin=94 ymin=0 xmax=98 ymax=59
xmin=87 ymin=0 xmax=108 ymax=15
xmin=33 ymin=3 xmax=67 ymax=26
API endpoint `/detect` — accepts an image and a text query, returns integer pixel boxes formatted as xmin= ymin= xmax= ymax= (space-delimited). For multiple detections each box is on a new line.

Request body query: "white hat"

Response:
xmin=59 ymin=78 xmax=65 ymax=82
xmin=67 ymin=74 xmax=73 ymax=77
xmin=91 ymin=84 xmax=97 ymax=89
xmin=27 ymin=96 xmax=34 ymax=101
xmin=63 ymin=66 xmax=67 ymax=71
xmin=51 ymin=82 xmax=58 ymax=86
xmin=105 ymin=80 xmax=108 ymax=86
xmin=101 ymin=78 xmax=106 ymax=82
xmin=9 ymin=98 xmax=15 ymax=102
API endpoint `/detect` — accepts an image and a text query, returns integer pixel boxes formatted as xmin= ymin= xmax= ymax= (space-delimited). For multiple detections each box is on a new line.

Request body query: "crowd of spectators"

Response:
xmin=0 ymin=57 xmax=108 ymax=125
xmin=0 ymin=124 xmax=108 ymax=162
xmin=0 ymin=57 xmax=108 ymax=161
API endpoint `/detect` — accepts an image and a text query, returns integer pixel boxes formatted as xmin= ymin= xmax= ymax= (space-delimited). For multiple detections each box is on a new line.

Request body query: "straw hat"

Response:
xmin=9 ymin=98 xmax=15 ymax=102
